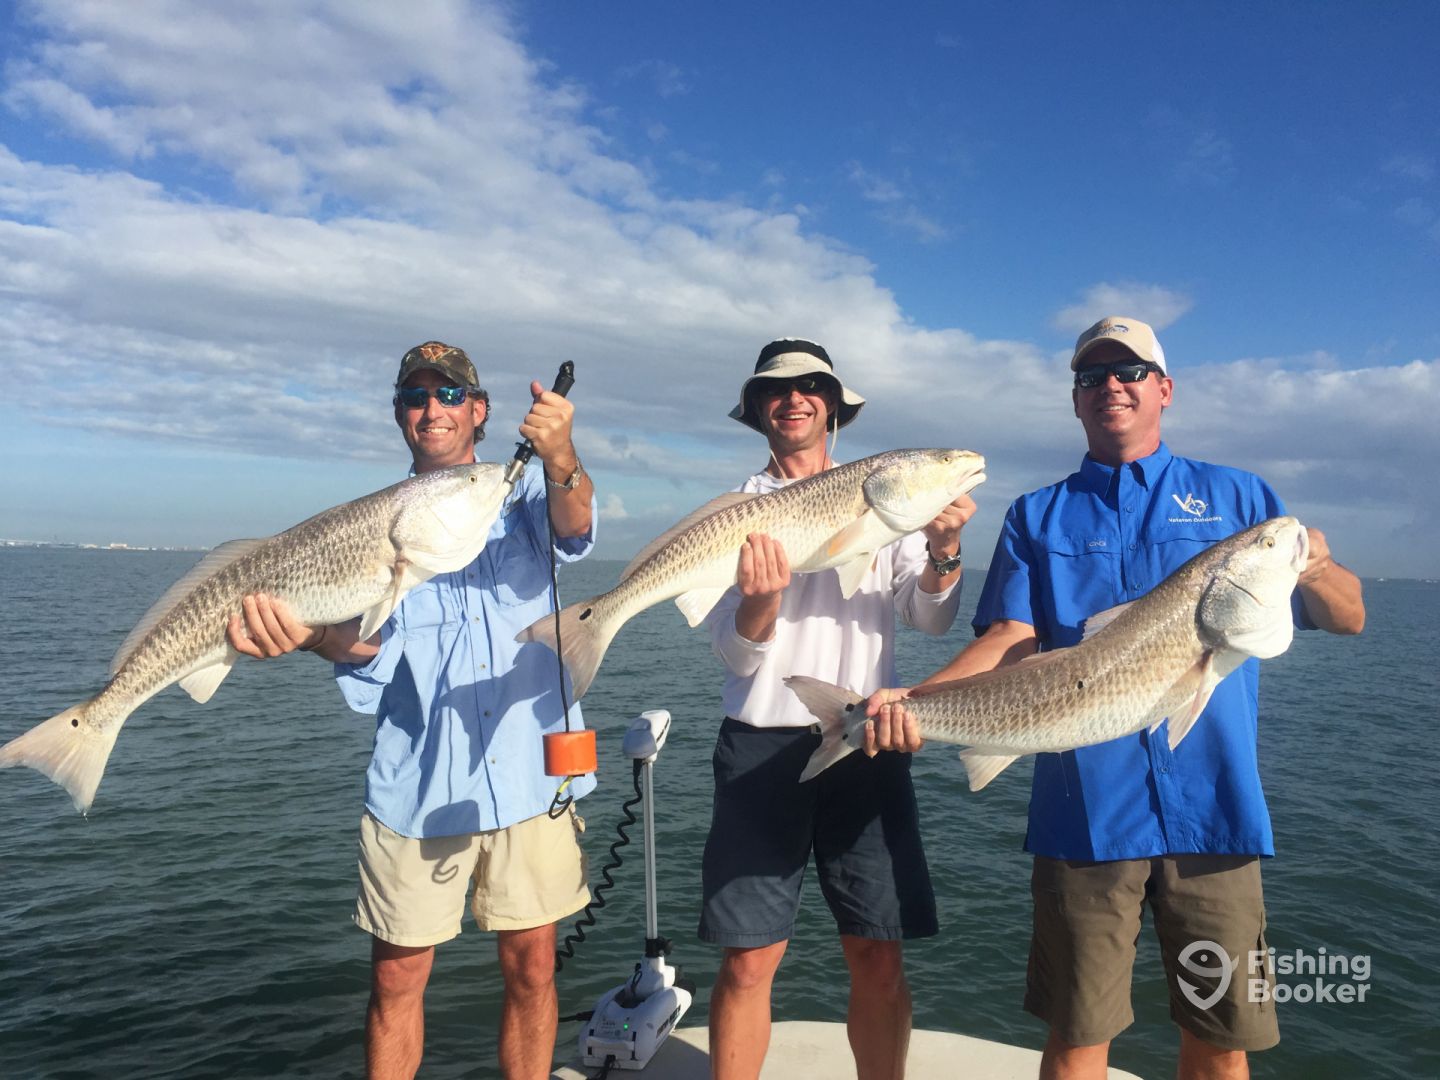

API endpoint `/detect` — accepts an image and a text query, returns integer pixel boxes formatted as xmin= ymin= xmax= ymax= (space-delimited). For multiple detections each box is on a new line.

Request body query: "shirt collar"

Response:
xmin=1077 ymin=441 xmax=1173 ymax=493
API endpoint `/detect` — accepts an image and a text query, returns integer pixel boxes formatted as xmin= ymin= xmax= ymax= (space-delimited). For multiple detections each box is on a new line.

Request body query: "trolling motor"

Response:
xmin=509 ymin=361 xmax=599 ymax=783
xmin=579 ymin=709 xmax=694 ymax=1070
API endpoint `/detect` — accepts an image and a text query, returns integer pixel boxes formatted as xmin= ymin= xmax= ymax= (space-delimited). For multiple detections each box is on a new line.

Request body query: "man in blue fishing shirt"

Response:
xmin=866 ymin=317 xmax=1364 ymax=1079
xmin=228 ymin=341 xmax=597 ymax=1080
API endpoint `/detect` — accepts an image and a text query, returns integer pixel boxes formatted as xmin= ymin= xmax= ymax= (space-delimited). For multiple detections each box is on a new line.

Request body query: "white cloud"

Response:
xmin=600 ymin=493 xmax=629 ymax=521
xmin=1177 ymin=129 xmax=1236 ymax=186
xmin=615 ymin=60 xmax=689 ymax=99
xmin=1051 ymin=283 xmax=1194 ymax=334
xmin=846 ymin=162 xmax=948 ymax=243
xmin=1382 ymin=154 xmax=1435 ymax=183
xmin=0 ymin=1 xmax=1436 ymax=576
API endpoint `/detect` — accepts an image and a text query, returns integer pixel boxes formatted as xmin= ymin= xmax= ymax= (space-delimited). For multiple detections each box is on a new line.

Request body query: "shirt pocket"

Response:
xmin=485 ymin=510 xmax=554 ymax=608
xmin=398 ymin=578 xmax=461 ymax=631
xmin=1040 ymin=532 xmax=1122 ymax=643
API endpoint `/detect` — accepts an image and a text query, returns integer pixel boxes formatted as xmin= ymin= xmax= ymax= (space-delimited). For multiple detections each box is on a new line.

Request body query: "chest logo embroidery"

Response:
xmin=1172 ymin=493 xmax=1208 ymax=517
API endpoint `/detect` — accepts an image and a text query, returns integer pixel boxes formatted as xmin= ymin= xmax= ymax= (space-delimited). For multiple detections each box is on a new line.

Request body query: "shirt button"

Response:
xmin=484 ymin=710 xmax=491 ymax=717
xmin=1129 ymin=543 xmax=1137 ymax=550
xmin=473 ymin=616 xmax=481 ymax=623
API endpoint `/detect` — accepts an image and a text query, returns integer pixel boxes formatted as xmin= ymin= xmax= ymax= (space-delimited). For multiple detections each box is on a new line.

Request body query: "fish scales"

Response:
xmin=1 ymin=462 xmax=512 ymax=812
xmin=905 ymin=585 xmax=1203 ymax=752
xmin=91 ymin=493 xmax=398 ymax=727
xmin=787 ymin=516 xmax=1308 ymax=789
xmin=518 ymin=449 xmax=988 ymax=699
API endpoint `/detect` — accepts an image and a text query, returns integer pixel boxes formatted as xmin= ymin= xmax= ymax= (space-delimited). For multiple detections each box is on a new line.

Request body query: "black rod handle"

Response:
xmin=506 ymin=362 xmax=576 ymax=479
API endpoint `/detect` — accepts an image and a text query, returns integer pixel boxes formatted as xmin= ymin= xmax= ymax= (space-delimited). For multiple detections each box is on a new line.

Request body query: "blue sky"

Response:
xmin=1 ymin=0 xmax=1436 ymax=576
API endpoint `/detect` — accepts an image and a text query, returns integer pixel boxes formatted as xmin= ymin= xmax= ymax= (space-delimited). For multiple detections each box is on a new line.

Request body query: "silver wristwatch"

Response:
xmin=925 ymin=542 xmax=962 ymax=575
xmin=546 ymin=460 xmax=585 ymax=491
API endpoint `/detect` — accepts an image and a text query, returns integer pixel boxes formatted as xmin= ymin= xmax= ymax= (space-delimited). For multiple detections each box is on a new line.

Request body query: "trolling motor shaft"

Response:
xmin=580 ymin=710 xmax=694 ymax=1069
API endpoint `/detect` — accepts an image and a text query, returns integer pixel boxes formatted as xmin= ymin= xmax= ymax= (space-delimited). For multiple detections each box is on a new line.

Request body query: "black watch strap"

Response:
xmin=925 ymin=542 xmax=963 ymax=575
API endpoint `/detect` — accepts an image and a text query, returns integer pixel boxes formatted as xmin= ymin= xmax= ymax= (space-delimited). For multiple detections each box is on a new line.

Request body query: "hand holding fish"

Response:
xmin=919 ymin=493 xmax=977 ymax=561
xmin=1295 ymin=526 xmax=1366 ymax=634
xmin=737 ymin=533 xmax=792 ymax=598
xmin=734 ymin=533 xmax=791 ymax=643
xmin=862 ymin=687 xmax=924 ymax=756
xmin=227 ymin=593 xmax=321 ymax=658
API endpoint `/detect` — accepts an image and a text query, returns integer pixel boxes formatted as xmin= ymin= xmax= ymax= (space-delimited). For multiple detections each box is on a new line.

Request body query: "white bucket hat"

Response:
xmin=729 ymin=338 xmax=866 ymax=433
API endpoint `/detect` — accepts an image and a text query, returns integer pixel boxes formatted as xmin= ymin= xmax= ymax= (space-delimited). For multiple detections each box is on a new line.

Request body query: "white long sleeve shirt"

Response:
xmin=704 ymin=468 xmax=963 ymax=729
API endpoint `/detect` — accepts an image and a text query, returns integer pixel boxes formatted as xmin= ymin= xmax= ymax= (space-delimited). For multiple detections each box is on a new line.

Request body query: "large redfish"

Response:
xmin=518 ymin=449 xmax=987 ymax=699
xmin=788 ymin=516 xmax=1309 ymax=789
xmin=0 ymin=463 xmax=512 ymax=813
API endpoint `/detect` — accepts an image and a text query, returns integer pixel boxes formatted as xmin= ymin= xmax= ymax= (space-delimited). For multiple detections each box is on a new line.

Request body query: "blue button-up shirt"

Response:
xmin=336 ymin=463 xmax=597 ymax=838
xmin=973 ymin=443 xmax=1304 ymax=861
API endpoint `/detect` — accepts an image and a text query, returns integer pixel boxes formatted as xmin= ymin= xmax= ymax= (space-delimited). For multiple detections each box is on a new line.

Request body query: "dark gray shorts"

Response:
xmin=1025 ymin=854 xmax=1279 ymax=1052
xmin=698 ymin=717 xmax=938 ymax=948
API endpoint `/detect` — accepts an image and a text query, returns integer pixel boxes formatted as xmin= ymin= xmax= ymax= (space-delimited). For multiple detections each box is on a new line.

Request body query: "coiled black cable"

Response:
xmin=555 ymin=758 xmax=644 ymax=972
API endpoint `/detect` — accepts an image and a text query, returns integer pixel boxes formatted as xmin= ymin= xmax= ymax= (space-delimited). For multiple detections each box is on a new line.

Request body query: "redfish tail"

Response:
xmin=786 ymin=675 xmax=867 ymax=782
xmin=0 ymin=702 xmax=119 ymax=815
xmin=516 ymin=595 xmax=614 ymax=700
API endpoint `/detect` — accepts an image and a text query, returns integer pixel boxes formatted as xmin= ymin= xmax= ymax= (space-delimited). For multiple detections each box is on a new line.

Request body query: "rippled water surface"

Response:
xmin=1 ymin=550 xmax=1436 ymax=1078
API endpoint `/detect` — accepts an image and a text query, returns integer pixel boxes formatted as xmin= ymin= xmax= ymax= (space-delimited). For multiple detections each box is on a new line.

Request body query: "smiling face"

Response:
xmin=1072 ymin=341 xmax=1173 ymax=465
xmin=396 ymin=368 xmax=488 ymax=473
xmin=754 ymin=377 xmax=838 ymax=458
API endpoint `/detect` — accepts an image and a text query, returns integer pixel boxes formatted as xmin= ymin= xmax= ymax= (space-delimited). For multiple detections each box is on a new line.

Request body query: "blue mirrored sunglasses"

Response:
xmin=395 ymin=385 xmax=479 ymax=408
xmin=1074 ymin=361 xmax=1164 ymax=389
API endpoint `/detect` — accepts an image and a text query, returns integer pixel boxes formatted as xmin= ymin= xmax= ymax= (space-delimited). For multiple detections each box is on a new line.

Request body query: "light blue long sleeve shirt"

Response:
xmin=335 ymin=463 xmax=597 ymax=838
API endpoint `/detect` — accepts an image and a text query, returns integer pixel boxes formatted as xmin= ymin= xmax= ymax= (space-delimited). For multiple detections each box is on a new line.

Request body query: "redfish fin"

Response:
xmin=517 ymin=596 xmax=611 ymax=700
xmin=0 ymin=703 xmax=119 ymax=814
xmin=177 ymin=648 xmax=240 ymax=704
xmin=832 ymin=552 xmax=875 ymax=599
xmin=1079 ymin=601 xmax=1132 ymax=640
xmin=675 ymin=587 xmax=727 ymax=627
xmin=959 ymin=749 xmax=1021 ymax=791
xmin=110 ymin=539 xmax=265 ymax=676
xmin=786 ymin=675 xmax=867 ymax=781
xmin=1155 ymin=652 xmax=1224 ymax=749
xmin=621 ymin=492 xmax=760 ymax=581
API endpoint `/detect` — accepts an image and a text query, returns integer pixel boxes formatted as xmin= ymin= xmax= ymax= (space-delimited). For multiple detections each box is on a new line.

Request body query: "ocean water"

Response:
xmin=0 ymin=548 xmax=1436 ymax=1080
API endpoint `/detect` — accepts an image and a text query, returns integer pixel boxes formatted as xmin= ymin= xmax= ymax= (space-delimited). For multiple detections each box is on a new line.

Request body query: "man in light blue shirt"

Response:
xmin=229 ymin=341 xmax=597 ymax=1080
xmin=867 ymin=317 xmax=1364 ymax=1080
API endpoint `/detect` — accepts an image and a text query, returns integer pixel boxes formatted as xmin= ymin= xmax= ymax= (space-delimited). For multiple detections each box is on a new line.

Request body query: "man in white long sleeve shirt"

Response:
xmin=699 ymin=338 xmax=977 ymax=1080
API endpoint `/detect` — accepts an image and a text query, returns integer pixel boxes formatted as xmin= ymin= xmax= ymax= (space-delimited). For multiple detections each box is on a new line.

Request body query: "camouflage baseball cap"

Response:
xmin=395 ymin=341 xmax=480 ymax=388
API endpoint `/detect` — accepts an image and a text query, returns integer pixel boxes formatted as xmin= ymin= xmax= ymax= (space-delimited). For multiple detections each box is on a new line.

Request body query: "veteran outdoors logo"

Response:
xmin=1169 ymin=492 xmax=1223 ymax=524
xmin=1177 ymin=940 xmax=1373 ymax=1008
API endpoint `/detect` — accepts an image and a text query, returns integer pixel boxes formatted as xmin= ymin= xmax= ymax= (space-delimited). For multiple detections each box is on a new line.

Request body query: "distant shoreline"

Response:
xmin=2 ymin=544 xmax=1431 ymax=585
xmin=0 ymin=540 xmax=208 ymax=553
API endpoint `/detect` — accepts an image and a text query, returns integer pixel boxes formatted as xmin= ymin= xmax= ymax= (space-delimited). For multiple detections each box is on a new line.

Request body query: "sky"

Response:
xmin=0 ymin=0 xmax=1436 ymax=577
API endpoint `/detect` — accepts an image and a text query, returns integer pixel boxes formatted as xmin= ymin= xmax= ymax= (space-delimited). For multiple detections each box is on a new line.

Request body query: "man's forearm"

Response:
xmin=1300 ymin=561 xmax=1366 ymax=635
xmin=544 ymin=457 xmax=594 ymax=539
xmin=308 ymin=616 xmax=381 ymax=665
xmin=916 ymin=619 xmax=1038 ymax=691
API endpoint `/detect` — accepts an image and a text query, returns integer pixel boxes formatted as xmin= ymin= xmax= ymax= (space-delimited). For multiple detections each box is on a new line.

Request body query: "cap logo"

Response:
xmin=1104 ymin=324 xmax=1130 ymax=334
xmin=417 ymin=343 xmax=450 ymax=361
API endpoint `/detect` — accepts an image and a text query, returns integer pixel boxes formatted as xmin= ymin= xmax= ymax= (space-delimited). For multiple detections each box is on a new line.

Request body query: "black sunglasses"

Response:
xmin=753 ymin=374 xmax=833 ymax=398
xmin=395 ymin=385 xmax=479 ymax=408
xmin=1074 ymin=361 xmax=1164 ymax=389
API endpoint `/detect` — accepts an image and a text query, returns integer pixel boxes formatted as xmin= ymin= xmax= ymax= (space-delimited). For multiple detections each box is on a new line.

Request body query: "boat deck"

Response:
xmin=553 ymin=1020 xmax=1145 ymax=1078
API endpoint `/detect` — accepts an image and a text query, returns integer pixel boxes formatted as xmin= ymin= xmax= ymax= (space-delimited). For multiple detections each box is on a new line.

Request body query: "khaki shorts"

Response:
xmin=1025 ymin=854 xmax=1278 ymax=1052
xmin=354 ymin=808 xmax=590 ymax=947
